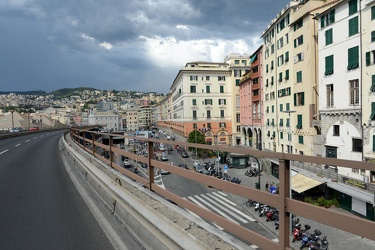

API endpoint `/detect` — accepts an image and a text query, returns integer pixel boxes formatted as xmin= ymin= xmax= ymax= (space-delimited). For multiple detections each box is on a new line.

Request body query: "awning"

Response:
xmin=292 ymin=174 xmax=322 ymax=193
xmin=250 ymin=54 xmax=257 ymax=63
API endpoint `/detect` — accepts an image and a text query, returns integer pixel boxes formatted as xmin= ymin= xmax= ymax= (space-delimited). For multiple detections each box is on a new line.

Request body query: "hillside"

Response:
xmin=49 ymin=87 xmax=97 ymax=98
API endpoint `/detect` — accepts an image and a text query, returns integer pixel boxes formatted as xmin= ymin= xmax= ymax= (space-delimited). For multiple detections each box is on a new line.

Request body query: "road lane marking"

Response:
xmin=33 ymin=137 xmax=38 ymax=139
xmin=15 ymin=143 xmax=21 ymax=147
xmin=0 ymin=149 xmax=9 ymax=155
xmin=25 ymin=140 xmax=30 ymax=142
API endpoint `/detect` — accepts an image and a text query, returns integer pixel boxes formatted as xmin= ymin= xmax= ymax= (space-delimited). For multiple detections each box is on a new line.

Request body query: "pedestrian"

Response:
xmin=265 ymin=182 xmax=269 ymax=191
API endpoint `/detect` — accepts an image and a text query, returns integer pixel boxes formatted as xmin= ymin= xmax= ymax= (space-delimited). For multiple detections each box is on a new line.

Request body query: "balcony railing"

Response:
xmin=70 ymin=127 xmax=375 ymax=250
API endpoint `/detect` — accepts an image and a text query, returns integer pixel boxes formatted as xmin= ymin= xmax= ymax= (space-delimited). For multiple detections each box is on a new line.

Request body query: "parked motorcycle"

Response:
xmin=275 ymin=216 xmax=279 ymax=230
xmin=230 ymin=177 xmax=241 ymax=184
xmin=259 ymin=205 xmax=270 ymax=217
xmin=300 ymin=229 xmax=321 ymax=249
xmin=246 ymin=199 xmax=256 ymax=207
xmin=308 ymin=235 xmax=328 ymax=250
xmin=265 ymin=208 xmax=279 ymax=221
xmin=293 ymin=224 xmax=311 ymax=242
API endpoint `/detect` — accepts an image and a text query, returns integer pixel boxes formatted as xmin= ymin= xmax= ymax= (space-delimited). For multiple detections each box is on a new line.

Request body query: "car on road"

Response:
xmin=181 ymin=151 xmax=189 ymax=158
xmin=194 ymin=164 xmax=209 ymax=175
xmin=178 ymin=163 xmax=188 ymax=169
xmin=123 ymin=159 xmax=131 ymax=167
xmin=161 ymin=155 xmax=168 ymax=161
xmin=160 ymin=169 xmax=170 ymax=175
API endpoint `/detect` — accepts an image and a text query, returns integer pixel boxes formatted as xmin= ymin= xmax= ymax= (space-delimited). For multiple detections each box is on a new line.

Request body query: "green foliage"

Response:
xmin=49 ymin=87 xmax=97 ymax=98
xmin=304 ymin=196 xmax=340 ymax=208
xmin=187 ymin=130 xmax=206 ymax=157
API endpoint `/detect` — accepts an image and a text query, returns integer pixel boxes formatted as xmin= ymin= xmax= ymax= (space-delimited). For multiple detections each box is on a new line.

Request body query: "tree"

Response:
xmin=187 ymin=130 xmax=206 ymax=157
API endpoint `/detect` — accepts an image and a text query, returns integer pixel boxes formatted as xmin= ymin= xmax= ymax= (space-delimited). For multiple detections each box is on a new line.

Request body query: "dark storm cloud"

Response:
xmin=0 ymin=0 xmax=290 ymax=93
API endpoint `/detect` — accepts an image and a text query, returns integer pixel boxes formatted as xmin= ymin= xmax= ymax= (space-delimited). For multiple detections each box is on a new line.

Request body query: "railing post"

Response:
xmin=92 ymin=133 xmax=96 ymax=156
xmin=278 ymin=158 xmax=291 ymax=249
xmin=147 ymin=140 xmax=154 ymax=191
xmin=109 ymin=135 xmax=113 ymax=168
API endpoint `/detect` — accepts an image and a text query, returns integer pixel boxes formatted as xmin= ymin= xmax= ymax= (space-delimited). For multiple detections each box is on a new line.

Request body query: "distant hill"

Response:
xmin=0 ymin=90 xmax=47 ymax=95
xmin=49 ymin=87 xmax=98 ymax=98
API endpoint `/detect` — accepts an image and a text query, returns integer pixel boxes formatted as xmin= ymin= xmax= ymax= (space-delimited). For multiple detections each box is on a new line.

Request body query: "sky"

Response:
xmin=0 ymin=0 xmax=290 ymax=94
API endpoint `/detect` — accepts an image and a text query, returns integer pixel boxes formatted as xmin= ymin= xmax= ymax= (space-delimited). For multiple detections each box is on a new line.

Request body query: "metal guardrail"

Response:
xmin=70 ymin=128 xmax=375 ymax=250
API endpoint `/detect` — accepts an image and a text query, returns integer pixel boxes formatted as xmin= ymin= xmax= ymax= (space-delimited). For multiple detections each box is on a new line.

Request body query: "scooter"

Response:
xmin=308 ymin=235 xmax=328 ymax=250
xmin=134 ymin=167 xmax=139 ymax=173
xmin=265 ymin=208 xmax=278 ymax=221
xmin=259 ymin=205 xmax=270 ymax=217
xmin=293 ymin=224 xmax=311 ymax=242
xmin=300 ymin=229 xmax=321 ymax=249
xmin=246 ymin=199 xmax=256 ymax=207
xmin=275 ymin=216 xmax=279 ymax=230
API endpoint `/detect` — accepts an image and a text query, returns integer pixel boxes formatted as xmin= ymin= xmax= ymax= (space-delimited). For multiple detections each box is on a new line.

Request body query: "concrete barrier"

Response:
xmin=61 ymin=133 xmax=248 ymax=250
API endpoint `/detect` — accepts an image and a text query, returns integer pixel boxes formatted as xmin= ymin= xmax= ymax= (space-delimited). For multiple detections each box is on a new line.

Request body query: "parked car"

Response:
xmin=194 ymin=164 xmax=209 ymax=175
xmin=181 ymin=151 xmax=189 ymax=158
xmin=160 ymin=169 xmax=170 ymax=175
xmin=193 ymin=160 xmax=201 ymax=168
xmin=29 ymin=127 xmax=39 ymax=131
xmin=123 ymin=159 xmax=131 ymax=167
xmin=178 ymin=163 xmax=188 ymax=169
xmin=9 ymin=128 xmax=20 ymax=133
xmin=161 ymin=155 xmax=168 ymax=161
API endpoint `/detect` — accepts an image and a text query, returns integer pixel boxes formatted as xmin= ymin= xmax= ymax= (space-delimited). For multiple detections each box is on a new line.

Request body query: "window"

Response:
xmin=372 ymin=6 xmax=375 ymax=20
xmin=321 ymin=10 xmax=335 ymax=28
xmin=271 ymin=76 xmax=274 ymax=85
xmin=279 ymin=118 xmax=284 ymax=126
xmin=266 ymin=79 xmax=269 ymax=87
xmin=294 ymin=19 xmax=303 ymax=31
xmin=193 ymin=123 xmax=197 ymax=129
xmin=327 ymin=84 xmax=334 ymax=107
xmin=349 ymin=80 xmax=359 ymax=106
xmin=285 ymin=51 xmax=289 ymax=62
xmin=218 ymin=99 xmax=226 ymax=105
xmin=278 ymin=55 xmax=284 ymax=66
xmin=280 ymin=104 xmax=283 ymax=112
xmin=234 ymin=70 xmax=242 ymax=77
xmin=190 ymin=76 xmax=198 ymax=81
xmin=366 ymin=50 xmax=375 ymax=66
xmin=220 ymin=85 xmax=224 ymax=93
xmin=271 ymin=60 xmax=274 ymax=70
xmin=236 ymin=113 xmax=240 ymax=123
xmin=219 ymin=122 xmax=226 ymax=128
xmin=294 ymin=52 xmax=304 ymax=63
xmin=296 ymin=114 xmax=302 ymax=129
xmin=294 ymin=92 xmax=305 ymax=106
xmin=192 ymin=99 xmax=197 ymax=105
xmin=348 ymin=0 xmax=357 ymax=15
xmin=193 ymin=110 xmax=197 ymax=119
xmin=272 ymin=105 xmax=275 ymax=113
xmin=285 ymin=69 xmax=289 ymax=80
xmin=271 ymin=118 xmax=275 ymax=126
xmin=277 ymin=37 xmax=284 ymax=49
xmin=370 ymin=102 xmax=375 ymax=120
xmin=296 ymin=71 xmax=302 ymax=83
xmin=325 ymin=55 xmax=334 ymax=75
xmin=220 ymin=110 xmax=224 ymax=118
xmin=280 ymin=132 xmax=284 ymax=139
xmin=190 ymin=86 xmax=196 ymax=93
xmin=352 ymin=138 xmax=362 ymax=152
xmin=271 ymin=44 xmax=274 ymax=54
xmin=206 ymin=110 xmax=211 ymax=118
xmin=266 ymin=106 xmax=269 ymax=113
xmin=218 ymin=76 xmax=225 ymax=81
xmin=204 ymin=99 xmax=212 ymax=105
xmin=286 ymin=103 xmax=290 ymax=111
xmin=206 ymin=86 xmax=210 ymax=93
xmin=298 ymin=135 xmax=304 ymax=144
xmin=347 ymin=46 xmax=359 ymax=70
xmin=236 ymin=79 xmax=240 ymax=86
xmin=294 ymin=35 xmax=303 ymax=48
xmin=371 ymin=31 xmax=375 ymax=43
xmin=371 ymin=75 xmax=375 ymax=92
xmin=207 ymin=123 xmax=211 ymax=129
xmin=236 ymin=95 xmax=240 ymax=108
xmin=325 ymin=29 xmax=333 ymax=45
xmin=286 ymin=118 xmax=290 ymax=127
xmin=266 ymin=64 xmax=269 ymax=73
xmin=333 ymin=125 xmax=340 ymax=136
xmin=206 ymin=76 xmax=210 ymax=81
xmin=348 ymin=16 xmax=359 ymax=37
xmin=234 ymin=60 xmax=239 ymax=65
xmin=279 ymin=72 xmax=283 ymax=82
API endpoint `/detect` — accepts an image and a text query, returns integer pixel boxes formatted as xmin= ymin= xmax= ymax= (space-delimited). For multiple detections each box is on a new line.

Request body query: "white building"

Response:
xmin=88 ymin=111 xmax=122 ymax=131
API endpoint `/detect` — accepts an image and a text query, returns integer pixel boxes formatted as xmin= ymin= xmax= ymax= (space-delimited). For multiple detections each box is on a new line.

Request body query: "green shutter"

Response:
xmin=349 ymin=17 xmax=358 ymax=36
xmin=192 ymin=99 xmax=196 ymax=105
xmin=280 ymin=104 xmax=283 ymax=112
xmin=301 ymin=92 xmax=305 ymax=105
xmin=299 ymin=135 xmax=304 ymax=144
xmin=220 ymin=86 xmax=224 ymax=93
xmin=349 ymin=0 xmax=357 ymax=15
xmin=330 ymin=10 xmax=335 ymax=23
xmin=373 ymin=135 xmax=375 ymax=151
xmin=285 ymin=69 xmax=289 ymax=80
xmin=266 ymin=64 xmax=268 ymax=72
xmin=280 ymin=132 xmax=283 ymax=139
xmin=325 ymin=55 xmax=334 ymax=75
xmin=372 ymin=6 xmax=375 ymax=20
xmin=286 ymin=103 xmax=290 ymax=111
xmin=321 ymin=16 xmax=325 ymax=28
xmin=279 ymin=72 xmax=282 ymax=82
xmin=294 ymin=93 xmax=297 ymax=106
xmin=371 ymin=75 xmax=375 ymax=92
xmin=325 ymin=29 xmax=333 ymax=45
xmin=286 ymin=118 xmax=290 ymax=127
xmin=371 ymin=102 xmax=375 ymax=120
xmin=285 ymin=51 xmax=289 ymax=62
xmin=371 ymin=31 xmax=375 ymax=42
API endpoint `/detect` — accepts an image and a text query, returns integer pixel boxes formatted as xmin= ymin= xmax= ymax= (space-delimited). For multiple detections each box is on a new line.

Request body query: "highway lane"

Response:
xmin=0 ymin=132 xmax=141 ymax=250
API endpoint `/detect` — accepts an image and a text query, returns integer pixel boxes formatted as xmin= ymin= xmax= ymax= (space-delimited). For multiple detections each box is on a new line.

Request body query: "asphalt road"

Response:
xmin=0 ymin=132 xmax=141 ymax=250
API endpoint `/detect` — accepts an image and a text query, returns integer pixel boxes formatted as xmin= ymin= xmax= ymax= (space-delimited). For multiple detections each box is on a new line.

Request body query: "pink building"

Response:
xmin=239 ymin=46 xmax=263 ymax=149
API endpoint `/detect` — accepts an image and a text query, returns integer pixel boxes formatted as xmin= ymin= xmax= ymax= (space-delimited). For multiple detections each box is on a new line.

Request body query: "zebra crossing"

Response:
xmin=184 ymin=191 xmax=256 ymax=227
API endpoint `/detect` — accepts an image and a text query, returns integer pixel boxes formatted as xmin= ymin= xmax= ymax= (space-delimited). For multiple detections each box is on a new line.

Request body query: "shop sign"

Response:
xmin=342 ymin=177 xmax=368 ymax=190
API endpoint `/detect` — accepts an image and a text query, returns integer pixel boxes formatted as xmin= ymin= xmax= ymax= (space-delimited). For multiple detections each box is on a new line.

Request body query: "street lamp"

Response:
xmin=283 ymin=110 xmax=296 ymax=154
xmin=27 ymin=113 xmax=30 ymax=130
xmin=194 ymin=127 xmax=198 ymax=159
xmin=40 ymin=115 xmax=43 ymax=130
xmin=10 ymin=110 xmax=15 ymax=132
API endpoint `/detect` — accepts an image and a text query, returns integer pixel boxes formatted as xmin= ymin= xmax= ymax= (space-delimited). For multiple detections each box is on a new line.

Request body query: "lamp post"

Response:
xmin=194 ymin=126 xmax=198 ymax=159
xmin=40 ymin=115 xmax=43 ymax=130
xmin=10 ymin=110 xmax=15 ymax=132
xmin=27 ymin=113 xmax=30 ymax=131
xmin=248 ymin=156 xmax=262 ymax=214
xmin=283 ymin=110 xmax=296 ymax=154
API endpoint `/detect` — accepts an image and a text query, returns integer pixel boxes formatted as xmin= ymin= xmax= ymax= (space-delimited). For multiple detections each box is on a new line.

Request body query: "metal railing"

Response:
xmin=70 ymin=128 xmax=375 ymax=250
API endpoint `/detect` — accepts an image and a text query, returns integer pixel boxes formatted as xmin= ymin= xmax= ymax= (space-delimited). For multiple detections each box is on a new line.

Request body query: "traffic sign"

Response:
xmin=224 ymin=165 xmax=228 ymax=173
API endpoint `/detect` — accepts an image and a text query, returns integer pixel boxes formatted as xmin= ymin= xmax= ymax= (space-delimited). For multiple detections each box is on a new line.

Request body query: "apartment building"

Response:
xmin=362 ymin=1 xmax=375 ymax=175
xmin=224 ymin=54 xmax=251 ymax=145
xmin=262 ymin=0 xmax=333 ymax=156
xmin=318 ymin=0 xmax=375 ymax=180
xmin=88 ymin=111 xmax=122 ymax=131
xmin=168 ymin=61 xmax=233 ymax=145
xmin=239 ymin=46 xmax=264 ymax=149
xmin=125 ymin=108 xmax=138 ymax=132
xmin=137 ymin=106 xmax=153 ymax=130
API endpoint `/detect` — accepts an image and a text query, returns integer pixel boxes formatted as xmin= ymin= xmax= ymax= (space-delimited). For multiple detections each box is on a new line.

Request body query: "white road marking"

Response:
xmin=0 ymin=149 xmax=9 ymax=155
xmin=33 ymin=137 xmax=38 ymax=139
xmin=212 ymin=192 xmax=236 ymax=205
xmin=206 ymin=193 xmax=255 ymax=221
xmin=15 ymin=143 xmax=21 ymax=147
xmin=25 ymin=140 xmax=30 ymax=142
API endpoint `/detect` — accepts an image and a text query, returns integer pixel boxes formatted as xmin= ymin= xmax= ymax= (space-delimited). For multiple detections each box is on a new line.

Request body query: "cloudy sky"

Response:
xmin=0 ymin=0 xmax=289 ymax=94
